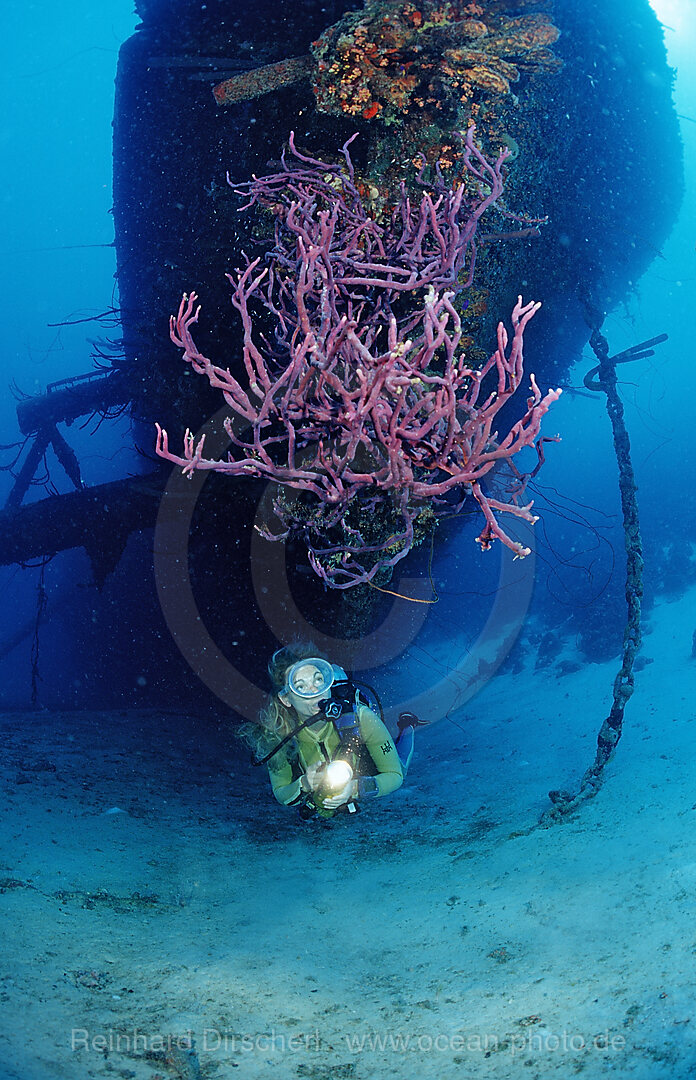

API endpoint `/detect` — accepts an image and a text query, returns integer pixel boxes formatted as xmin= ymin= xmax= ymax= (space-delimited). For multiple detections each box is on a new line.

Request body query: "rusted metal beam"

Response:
xmin=16 ymin=371 xmax=128 ymax=436
xmin=0 ymin=473 xmax=164 ymax=586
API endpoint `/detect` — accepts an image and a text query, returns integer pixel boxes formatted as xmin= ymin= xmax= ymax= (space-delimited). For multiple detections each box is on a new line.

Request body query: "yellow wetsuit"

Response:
xmin=268 ymin=704 xmax=403 ymax=815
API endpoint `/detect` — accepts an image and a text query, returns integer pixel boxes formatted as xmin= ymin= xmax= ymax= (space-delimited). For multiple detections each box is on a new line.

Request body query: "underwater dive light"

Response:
xmin=318 ymin=759 xmax=353 ymax=796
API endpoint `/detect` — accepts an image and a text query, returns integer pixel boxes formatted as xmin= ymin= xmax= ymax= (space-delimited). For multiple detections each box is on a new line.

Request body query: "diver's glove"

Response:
xmin=300 ymin=762 xmax=324 ymax=793
xmin=322 ymin=778 xmax=358 ymax=810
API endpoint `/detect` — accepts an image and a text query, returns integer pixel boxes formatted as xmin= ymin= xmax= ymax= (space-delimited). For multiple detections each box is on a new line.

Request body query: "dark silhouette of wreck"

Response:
xmin=1 ymin=0 xmax=683 ymax=706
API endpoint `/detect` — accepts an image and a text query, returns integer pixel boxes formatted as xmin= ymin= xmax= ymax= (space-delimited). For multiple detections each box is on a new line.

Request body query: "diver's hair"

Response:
xmin=236 ymin=641 xmax=329 ymax=761
xmin=236 ymin=699 xmax=295 ymax=762
xmin=266 ymin=641 xmax=329 ymax=693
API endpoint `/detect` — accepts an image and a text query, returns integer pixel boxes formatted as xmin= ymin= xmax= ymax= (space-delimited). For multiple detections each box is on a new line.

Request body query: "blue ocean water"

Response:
xmin=0 ymin=1 xmax=695 ymax=1077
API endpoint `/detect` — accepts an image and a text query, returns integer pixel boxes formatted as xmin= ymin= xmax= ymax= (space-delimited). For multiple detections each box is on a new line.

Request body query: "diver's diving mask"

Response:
xmin=284 ymin=657 xmax=335 ymax=700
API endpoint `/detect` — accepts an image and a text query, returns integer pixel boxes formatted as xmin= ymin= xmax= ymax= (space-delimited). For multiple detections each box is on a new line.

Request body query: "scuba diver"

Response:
xmin=241 ymin=643 xmax=426 ymax=820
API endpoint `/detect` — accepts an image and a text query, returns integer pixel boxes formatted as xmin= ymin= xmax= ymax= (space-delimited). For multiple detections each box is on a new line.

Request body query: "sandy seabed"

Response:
xmin=1 ymin=585 xmax=696 ymax=1080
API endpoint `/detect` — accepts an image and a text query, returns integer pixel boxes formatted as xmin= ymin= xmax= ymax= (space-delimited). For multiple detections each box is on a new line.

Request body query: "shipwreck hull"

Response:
xmin=1 ymin=0 xmax=681 ymax=709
